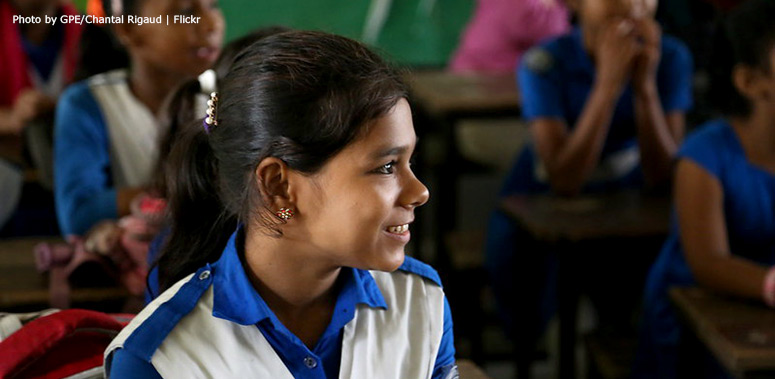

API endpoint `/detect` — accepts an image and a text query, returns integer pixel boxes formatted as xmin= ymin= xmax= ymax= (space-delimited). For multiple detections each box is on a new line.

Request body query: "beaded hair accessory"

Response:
xmin=203 ymin=92 xmax=218 ymax=134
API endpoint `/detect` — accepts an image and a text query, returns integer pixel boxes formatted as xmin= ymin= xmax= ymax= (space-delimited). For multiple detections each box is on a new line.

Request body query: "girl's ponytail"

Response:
xmin=156 ymin=120 xmax=236 ymax=291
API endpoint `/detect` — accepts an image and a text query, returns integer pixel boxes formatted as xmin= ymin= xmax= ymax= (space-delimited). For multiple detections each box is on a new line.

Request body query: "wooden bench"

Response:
xmin=0 ymin=237 xmax=129 ymax=311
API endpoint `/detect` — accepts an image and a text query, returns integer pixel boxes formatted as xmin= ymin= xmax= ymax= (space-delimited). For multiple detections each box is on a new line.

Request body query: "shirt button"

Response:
xmin=198 ymin=270 xmax=211 ymax=280
xmin=303 ymin=356 xmax=317 ymax=369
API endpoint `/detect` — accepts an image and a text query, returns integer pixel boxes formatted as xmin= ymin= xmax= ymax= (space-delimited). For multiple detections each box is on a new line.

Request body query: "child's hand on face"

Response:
xmin=631 ymin=18 xmax=662 ymax=90
xmin=594 ymin=18 xmax=642 ymax=93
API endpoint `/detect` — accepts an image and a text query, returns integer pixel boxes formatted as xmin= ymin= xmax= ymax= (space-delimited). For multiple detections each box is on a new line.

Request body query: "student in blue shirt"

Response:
xmin=105 ymin=31 xmax=457 ymax=378
xmin=54 ymin=0 xmax=224 ymax=236
xmin=635 ymin=1 xmax=775 ymax=377
xmin=484 ymin=0 xmax=693 ymax=369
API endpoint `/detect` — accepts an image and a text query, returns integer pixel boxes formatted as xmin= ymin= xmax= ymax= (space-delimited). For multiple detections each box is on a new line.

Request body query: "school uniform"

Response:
xmin=105 ymin=227 xmax=458 ymax=378
xmin=634 ymin=120 xmax=775 ymax=378
xmin=484 ymin=27 xmax=693 ymax=336
xmin=54 ymin=70 xmax=162 ymax=236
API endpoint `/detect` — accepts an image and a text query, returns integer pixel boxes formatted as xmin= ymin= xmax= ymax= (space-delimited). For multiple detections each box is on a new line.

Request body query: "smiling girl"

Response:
xmin=104 ymin=31 xmax=457 ymax=379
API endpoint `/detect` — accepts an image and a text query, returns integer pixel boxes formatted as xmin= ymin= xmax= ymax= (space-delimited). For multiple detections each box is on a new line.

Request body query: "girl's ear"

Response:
xmin=255 ymin=157 xmax=294 ymax=210
xmin=733 ymin=64 xmax=771 ymax=102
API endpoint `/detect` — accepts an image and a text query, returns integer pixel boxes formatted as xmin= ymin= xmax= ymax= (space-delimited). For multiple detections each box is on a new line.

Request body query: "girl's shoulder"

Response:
xmin=678 ymin=119 xmax=740 ymax=178
xmin=681 ymin=119 xmax=736 ymax=156
xmin=105 ymin=267 xmax=212 ymax=370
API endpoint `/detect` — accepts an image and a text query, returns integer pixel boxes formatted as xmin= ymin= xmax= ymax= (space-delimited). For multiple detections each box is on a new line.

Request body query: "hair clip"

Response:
xmin=203 ymin=92 xmax=218 ymax=134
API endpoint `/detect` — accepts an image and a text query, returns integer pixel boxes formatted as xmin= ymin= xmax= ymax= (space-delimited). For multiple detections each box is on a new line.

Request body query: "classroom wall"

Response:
xmin=221 ymin=0 xmax=474 ymax=67
xmin=73 ymin=0 xmax=475 ymax=67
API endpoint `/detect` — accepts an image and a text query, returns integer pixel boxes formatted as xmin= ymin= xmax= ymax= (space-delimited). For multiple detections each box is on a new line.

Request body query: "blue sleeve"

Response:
xmin=107 ymin=349 xmax=162 ymax=379
xmin=54 ymin=82 xmax=117 ymax=236
xmin=517 ymin=46 xmax=565 ymax=121
xmin=432 ymin=296 xmax=457 ymax=379
xmin=657 ymin=37 xmax=694 ymax=113
xmin=676 ymin=122 xmax=725 ymax=179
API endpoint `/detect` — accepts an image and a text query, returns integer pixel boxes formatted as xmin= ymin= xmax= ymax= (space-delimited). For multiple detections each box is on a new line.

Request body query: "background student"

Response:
xmin=635 ymin=0 xmax=775 ymax=376
xmin=483 ymin=0 xmax=693 ymax=371
xmin=53 ymin=0 xmax=224 ymax=237
xmin=0 ymin=0 xmax=83 ymax=236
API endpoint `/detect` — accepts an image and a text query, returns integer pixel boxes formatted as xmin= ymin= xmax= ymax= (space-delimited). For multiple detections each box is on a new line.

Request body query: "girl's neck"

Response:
xmin=243 ymin=228 xmax=341 ymax=347
xmin=128 ymin=59 xmax=189 ymax=116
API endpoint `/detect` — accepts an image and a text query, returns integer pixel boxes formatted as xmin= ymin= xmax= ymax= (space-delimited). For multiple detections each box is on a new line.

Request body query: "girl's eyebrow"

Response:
xmin=371 ymin=137 xmax=420 ymax=159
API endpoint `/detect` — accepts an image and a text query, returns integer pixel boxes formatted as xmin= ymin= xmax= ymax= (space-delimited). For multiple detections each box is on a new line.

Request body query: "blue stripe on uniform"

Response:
xmin=122 ymin=265 xmax=215 ymax=361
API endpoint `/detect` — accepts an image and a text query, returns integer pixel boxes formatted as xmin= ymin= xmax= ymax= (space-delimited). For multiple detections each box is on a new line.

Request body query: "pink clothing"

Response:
xmin=449 ymin=0 xmax=570 ymax=73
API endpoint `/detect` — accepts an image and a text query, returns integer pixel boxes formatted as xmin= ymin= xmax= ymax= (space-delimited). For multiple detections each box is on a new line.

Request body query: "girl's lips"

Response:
xmin=384 ymin=224 xmax=411 ymax=243
xmin=195 ymin=46 xmax=219 ymax=61
xmin=384 ymin=229 xmax=411 ymax=243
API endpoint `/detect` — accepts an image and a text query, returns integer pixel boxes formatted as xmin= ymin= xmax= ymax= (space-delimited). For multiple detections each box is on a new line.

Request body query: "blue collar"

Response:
xmin=211 ymin=228 xmax=387 ymax=326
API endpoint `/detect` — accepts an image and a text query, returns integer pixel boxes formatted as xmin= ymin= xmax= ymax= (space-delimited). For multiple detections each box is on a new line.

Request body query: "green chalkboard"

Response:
xmin=221 ymin=0 xmax=474 ymax=67
xmin=72 ymin=0 xmax=474 ymax=67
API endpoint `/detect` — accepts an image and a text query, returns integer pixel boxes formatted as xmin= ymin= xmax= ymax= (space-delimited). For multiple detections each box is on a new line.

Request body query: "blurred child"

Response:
xmin=53 ymin=0 xmax=224 ymax=236
xmin=105 ymin=31 xmax=456 ymax=378
xmin=635 ymin=1 xmax=775 ymax=376
xmin=0 ymin=0 xmax=81 ymax=137
xmin=0 ymin=0 xmax=83 ymax=236
xmin=483 ymin=0 xmax=693 ymax=371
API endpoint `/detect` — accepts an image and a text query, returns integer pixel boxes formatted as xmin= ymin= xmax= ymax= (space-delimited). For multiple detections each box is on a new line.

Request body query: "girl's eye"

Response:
xmin=376 ymin=161 xmax=396 ymax=174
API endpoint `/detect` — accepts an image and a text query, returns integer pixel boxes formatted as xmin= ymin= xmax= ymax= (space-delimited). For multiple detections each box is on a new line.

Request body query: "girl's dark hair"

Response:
xmin=152 ymin=26 xmax=294 ymax=197
xmin=74 ymin=0 xmax=135 ymax=80
xmin=213 ymin=26 xmax=293 ymax=78
xmin=152 ymin=80 xmax=203 ymax=197
xmin=157 ymin=30 xmax=407 ymax=291
xmin=707 ymin=0 xmax=775 ymax=118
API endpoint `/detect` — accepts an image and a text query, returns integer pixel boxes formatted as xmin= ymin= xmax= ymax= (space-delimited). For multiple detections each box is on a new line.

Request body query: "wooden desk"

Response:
xmin=457 ymin=359 xmax=491 ymax=379
xmin=501 ymin=191 xmax=672 ymax=243
xmin=406 ymin=71 xmax=521 ymax=119
xmin=406 ymin=70 xmax=521 ymax=264
xmin=671 ymin=287 xmax=775 ymax=378
xmin=0 ymin=238 xmax=129 ymax=310
xmin=500 ymin=191 xmax=671 ymax=379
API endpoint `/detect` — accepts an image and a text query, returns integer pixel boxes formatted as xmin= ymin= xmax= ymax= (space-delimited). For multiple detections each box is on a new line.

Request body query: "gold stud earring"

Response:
xmin=276 ymin=207 xmax=294 ymax=221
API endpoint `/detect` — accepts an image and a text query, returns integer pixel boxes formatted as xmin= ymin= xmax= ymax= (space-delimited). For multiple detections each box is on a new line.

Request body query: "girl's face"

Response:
xmin=122 ymin=0 xmax=224 ymax=77
xmin=291 ymin=98 xmax=429 ymax=272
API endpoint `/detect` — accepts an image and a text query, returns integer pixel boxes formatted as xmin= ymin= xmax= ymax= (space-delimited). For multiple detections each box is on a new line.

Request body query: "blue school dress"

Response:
xmin=634 ymin=120 xmax=775 ymax=378
xmin=54 ymin=70 xmax=160 ymax=236
xmin=484 ymin=27 xmax=694 ymax=335
xmin=106 ymin=226 xmax=457 ymax=379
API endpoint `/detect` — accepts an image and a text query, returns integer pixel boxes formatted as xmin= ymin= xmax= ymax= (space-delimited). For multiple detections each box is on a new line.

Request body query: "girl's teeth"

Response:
xmin=387 ymin=224 xmax=408 ymax=234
